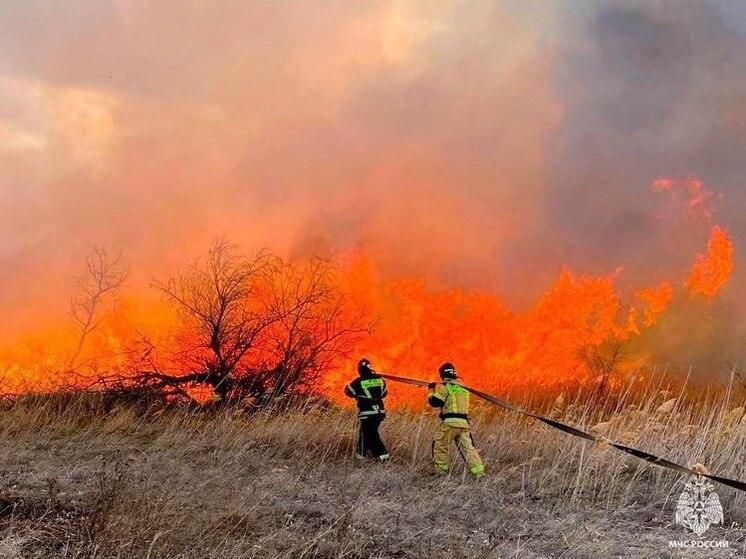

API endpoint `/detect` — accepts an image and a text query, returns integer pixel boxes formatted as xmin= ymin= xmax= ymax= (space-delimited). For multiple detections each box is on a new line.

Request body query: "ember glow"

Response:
xmin=0 ymin=2 xmax=743 ymax=399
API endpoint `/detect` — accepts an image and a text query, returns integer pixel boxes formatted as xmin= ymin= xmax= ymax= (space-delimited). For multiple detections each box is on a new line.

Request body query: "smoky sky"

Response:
xmin=0 ymin=0 xmax=743 ymax=351
xmin=546 ymin=1 xmax=745 ymax=282
xmin=545 ymin=0 xmax=746 ymax=371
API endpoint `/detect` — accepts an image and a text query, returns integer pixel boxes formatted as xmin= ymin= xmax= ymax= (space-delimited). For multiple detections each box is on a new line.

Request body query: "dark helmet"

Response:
xmin=358 ymin=358 xmax=374 ymax=376
xmin=438 ymin=362 xmax=457 ymax=379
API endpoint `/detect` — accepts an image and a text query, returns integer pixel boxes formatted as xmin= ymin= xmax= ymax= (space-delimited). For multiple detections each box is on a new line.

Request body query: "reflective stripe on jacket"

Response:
xmin=428 ymin=379 xmax=470 ymax=428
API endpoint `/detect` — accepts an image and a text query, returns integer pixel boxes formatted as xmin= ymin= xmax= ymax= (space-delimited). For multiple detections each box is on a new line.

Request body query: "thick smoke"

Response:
xmin=0 ymin=0 xmax=559 ymax=328
xmin=0 ymin=1 xmax=743 ymax=372
xmin=545 ymin=0 xmax=746 ymax=371
xmin=548 ymin=1 xmax=744 ymax=275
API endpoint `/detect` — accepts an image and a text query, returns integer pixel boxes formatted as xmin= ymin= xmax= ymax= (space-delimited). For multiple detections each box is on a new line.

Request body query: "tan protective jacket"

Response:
xmin=427 ymin=378 xmax=470 ymax=428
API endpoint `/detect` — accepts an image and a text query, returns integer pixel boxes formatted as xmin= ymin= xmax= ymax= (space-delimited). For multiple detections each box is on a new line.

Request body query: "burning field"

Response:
xmin=0 ymin=1 xmax=745 ymax=557
xmin=0 ymin=176 xmax=736 ymax=405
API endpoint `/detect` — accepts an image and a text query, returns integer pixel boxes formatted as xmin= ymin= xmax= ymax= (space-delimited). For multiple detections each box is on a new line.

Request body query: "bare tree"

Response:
xmin=246 ymin=257 xmax=369 ymax=404
xmin=68 ymin=247 xmax=129 ymax=368
xmin=146 ymin=240 xmax=368 ymax=406
xmin=151 ymin=240 xmax=273 ymax=401
xmin=579 ymin=338 xmax=627 ymax=398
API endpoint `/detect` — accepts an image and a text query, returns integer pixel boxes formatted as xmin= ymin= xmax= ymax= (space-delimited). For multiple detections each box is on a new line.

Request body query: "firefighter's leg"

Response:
xmin=355 ymin=420 xmax=367 ymax=459
xmin=368 ymin=416 xmax=390 ymax=460
xmin=456 ymin=429 xmax=485 ymax=476
xmin=432 ymin=423 xmax=456 ymax=473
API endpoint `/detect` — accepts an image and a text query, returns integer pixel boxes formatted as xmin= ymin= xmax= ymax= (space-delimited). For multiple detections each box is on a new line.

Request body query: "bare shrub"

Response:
xmin=579 ymin=338 xmax=627 ymax=399
xmin=145 ymin=239 xmax=367 ymax=406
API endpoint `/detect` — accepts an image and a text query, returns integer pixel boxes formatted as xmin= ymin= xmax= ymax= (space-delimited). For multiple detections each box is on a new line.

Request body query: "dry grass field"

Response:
xmin=0 ymin=380 xmax=743 ymax=559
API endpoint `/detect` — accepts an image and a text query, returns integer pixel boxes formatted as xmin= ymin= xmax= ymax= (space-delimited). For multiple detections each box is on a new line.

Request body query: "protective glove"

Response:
xmin=427 ymin=382 xmax=437 ymax=390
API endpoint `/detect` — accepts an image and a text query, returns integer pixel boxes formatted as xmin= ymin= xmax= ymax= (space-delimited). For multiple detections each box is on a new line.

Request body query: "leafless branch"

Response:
xmin=68 ymin=247 xmax=129 ymax=368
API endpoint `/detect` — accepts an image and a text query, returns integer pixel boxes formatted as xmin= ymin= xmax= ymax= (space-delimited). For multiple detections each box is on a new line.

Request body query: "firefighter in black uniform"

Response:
xmin=344 ymin=358 xmax=390 ymax=461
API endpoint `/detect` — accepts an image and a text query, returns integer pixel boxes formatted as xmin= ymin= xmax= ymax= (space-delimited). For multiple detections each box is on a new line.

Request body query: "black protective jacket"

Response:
xmin=344 ymin=373 xmax=388 ymax=419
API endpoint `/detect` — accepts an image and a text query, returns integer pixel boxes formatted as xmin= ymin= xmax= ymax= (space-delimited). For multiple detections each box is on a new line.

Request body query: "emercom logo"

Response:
xmin=675 ymin=477 xmax=724 ymax=536
xmin=668 ymin=477 xmax=729 ymax=550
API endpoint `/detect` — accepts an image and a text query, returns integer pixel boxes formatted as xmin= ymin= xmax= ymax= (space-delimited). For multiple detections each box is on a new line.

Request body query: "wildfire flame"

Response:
xmin=327 ymin=259 xmax=681 ymax=406
xmin=325 ymin=179 xmax=735 ymax=404
xmin=0 ymin=178 xmax=736 ymax=405
xmin=686 ymin=226 xmax=734 ymax=299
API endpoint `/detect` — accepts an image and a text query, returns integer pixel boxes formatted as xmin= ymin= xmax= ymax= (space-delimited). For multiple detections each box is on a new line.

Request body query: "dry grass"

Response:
xmin=0 ymin=376 xmax=743 ymax=558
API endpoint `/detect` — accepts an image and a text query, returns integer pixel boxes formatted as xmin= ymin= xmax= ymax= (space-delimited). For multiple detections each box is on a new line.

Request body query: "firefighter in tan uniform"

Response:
xmin=427 ymin=362 xmax=485 ymax=476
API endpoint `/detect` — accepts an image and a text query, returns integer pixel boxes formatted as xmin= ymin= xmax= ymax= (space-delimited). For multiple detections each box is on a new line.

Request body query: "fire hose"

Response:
xmin=378 ymin=373 xmax=746 ymax=493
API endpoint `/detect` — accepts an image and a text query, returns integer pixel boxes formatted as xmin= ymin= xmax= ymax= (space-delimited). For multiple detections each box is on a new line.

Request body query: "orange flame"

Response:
xmin=324 ymin=258 xmax=682 ymax=406
xmin=686 ymin=226 xmax=734 ymax=299
xmin=0 ymin=183 xmax=736 ymax=403
xmin=634 ymin=281 xmax=674 ymax=328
